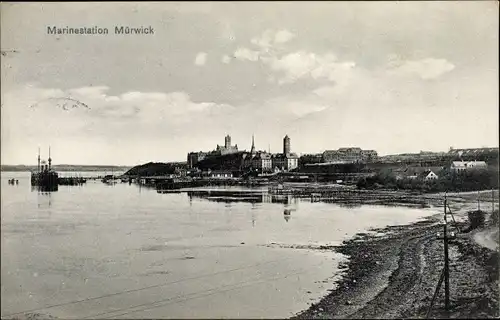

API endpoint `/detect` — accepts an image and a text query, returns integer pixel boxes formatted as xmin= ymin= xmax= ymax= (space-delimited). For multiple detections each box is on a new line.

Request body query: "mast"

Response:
xmin=251 ymin=134 xmax=256 ymax=155
xmin=48 ymin=146 xmax=52 ymax=171
xmin=37 ymin=147 xmax=41 ymax=172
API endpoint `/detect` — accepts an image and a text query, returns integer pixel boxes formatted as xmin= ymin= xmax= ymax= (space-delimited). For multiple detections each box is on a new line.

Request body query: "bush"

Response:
xmin=468 ymin=210 xmax=486 ymax=229
xmin=491 ymin=210 xmax=499 ymax=226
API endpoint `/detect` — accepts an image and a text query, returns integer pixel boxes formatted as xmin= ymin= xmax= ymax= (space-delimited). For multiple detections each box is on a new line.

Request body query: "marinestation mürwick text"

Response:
xmin=47 ymin=26 xmax=155 ymax=35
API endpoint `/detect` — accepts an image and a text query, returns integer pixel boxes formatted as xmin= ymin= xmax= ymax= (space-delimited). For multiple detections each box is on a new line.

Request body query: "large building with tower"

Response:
xmin=187 ymin=134 xmax=239 ymax=169
xmin=322 ymin=147 xmax=378 ymax=163
xmin=242 ymin=135 xmax=273 ymax=172
xmin=215 ymin=135 xmax=239 ymax=156
xmin=272 ymin=135 xmax=299 ymax=171
xmin=187 ymin=134 xmax=299 ymax=172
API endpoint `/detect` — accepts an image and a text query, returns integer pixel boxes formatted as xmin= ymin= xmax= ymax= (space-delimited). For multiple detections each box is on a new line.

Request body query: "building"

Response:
xmin=418 ymin=170 xmax=439 ymax=180
xmin=209 ymin=171 xmax=233 ymax=179
xmin=283 ymin=135 xmax=291 ymax=155
xmin=272 ymin=135 xmax=299 ymax=171
xmin=242 ymin=152 xmax=273 ymax=171
xmin=187 ymin=134 xmax=239 ymax=169
xmin=394 ymin=166 xmax=445 ymax=180
xmin=187 ymin=151 xmax=207 ymax=169
xmin=241 ymin=135 xmax=273 ymax=172
xmin=215 ymin=135 xmax=239 ymax=156
xmin=272 ymin=153 xmax=299 ymax=171
xmin=361 ymin=150 xmax=378 ymax=161
xmin=448 ymin=147 xmax=499 ymax=159
xmin=323 ymin=147 xmax=378 ymax=163
xmin=451 ymin=161 xmax=488 ymax=172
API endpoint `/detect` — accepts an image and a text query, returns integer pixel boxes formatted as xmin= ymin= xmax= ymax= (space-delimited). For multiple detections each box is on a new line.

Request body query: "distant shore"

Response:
xmin=1 ymin=165 xmax=131 ymax=172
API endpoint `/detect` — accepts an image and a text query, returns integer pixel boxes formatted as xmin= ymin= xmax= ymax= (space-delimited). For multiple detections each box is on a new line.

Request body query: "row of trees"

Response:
xmin=124 ymin=162 xmax=187 ymax=176
xmin=357 ymin=168 xmax=499 ymax=192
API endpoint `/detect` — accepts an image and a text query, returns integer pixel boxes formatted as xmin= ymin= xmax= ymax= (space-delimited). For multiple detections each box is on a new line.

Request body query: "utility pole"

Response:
xmin=492 ymin=189 xmax=495 ymax=214
xmin=429 ymin=194 xmax=457 ymax=317
xmin=443 ymin=195 xmax=450 ymax=311
xmin=478 ymin=190 xmax=481 ymax=211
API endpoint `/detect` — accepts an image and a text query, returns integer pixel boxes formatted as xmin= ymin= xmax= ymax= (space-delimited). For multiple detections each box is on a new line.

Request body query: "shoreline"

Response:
xmin=293 ymin=197 xmax=499 ymax=319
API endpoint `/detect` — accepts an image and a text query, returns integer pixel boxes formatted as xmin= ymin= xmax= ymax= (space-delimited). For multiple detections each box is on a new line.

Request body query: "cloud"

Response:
xmin=2 ymin=85 xmax=234 ymax=144
xmin=387 ymin=57 xmax=455 ymax=79
xmin=233 ymin=47 xmax=260 ymax=62
xmin=251 ymin=29 xmax=295 ymax=50
xmin=229 ymin=30 xmax=355 ymax=85
xmin=268 ymin=51 xmax=356 ymax=84
xmin=274 ymin=29 xmax=295 ymax=44
xmin=194 ymin=52 xmax=207 ymax=66
xmin=221 ymin=55 xmax=231 ymax=64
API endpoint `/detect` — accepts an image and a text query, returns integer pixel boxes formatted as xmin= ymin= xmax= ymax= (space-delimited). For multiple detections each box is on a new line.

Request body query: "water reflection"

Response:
xmin=35 ymin=189 xmax=53 ymax=209
xmin=338 ymin=202 xmax=362 ymax=209
xmin=186 ymin=190 xmax=298 ymax=205
xmin=31 ymin=185 xmax=58 ymax=192
xmin=283 ymin=208 xmax=295 ymax=223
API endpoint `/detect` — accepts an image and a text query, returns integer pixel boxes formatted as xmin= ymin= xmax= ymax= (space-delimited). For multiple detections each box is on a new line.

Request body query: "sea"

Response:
xmin=1 ymin=171 xmax=439 ymax=319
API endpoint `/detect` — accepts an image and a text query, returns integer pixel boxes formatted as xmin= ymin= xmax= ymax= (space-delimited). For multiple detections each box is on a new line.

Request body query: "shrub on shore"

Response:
xmin=491 ymin=210 xmax=499 ymax=226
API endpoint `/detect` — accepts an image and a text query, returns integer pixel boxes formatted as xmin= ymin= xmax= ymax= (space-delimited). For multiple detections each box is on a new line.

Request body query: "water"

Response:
xmin=1 ymin=172 xmax=438 ymax=319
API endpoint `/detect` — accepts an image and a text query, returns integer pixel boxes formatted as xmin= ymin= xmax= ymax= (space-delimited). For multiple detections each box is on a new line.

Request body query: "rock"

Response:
xmin=346 ymin=300 xmax=353 ymax=305
xmin=240 ymin=242 xmax=245 ymax=244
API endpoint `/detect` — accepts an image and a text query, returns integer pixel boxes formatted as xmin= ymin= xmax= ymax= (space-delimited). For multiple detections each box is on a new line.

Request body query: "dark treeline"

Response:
xmin=124 ymin=162 xmax=187 ymax=176
xmin=299 ymin=162 xmax=368 ymax=174
xmin=357 ymin=168 xmax=499 ymax=192
xmin=197 ymin=152 xmax=245 ymax=171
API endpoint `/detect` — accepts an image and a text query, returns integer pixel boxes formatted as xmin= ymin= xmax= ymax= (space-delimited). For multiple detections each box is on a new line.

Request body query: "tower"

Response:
xmin=225 ymin=135 xmax=231 ymax=148
xmin=250 ymin=134 xmax=256 ymax=155
xmin=283 ymin=135 xmax=290 ymax=155
xmin=48 ymin=146 xmax=52 ymax=170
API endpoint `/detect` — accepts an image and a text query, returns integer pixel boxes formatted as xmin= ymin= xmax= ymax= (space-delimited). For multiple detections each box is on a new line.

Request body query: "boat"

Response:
xmin=102 ymin=174 xmax=118 ymax=184
xmin=31 ymin=147 xmax=58 ymax=191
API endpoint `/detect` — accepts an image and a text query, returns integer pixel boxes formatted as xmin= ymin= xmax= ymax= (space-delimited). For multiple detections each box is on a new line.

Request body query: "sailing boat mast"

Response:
xmin=37 ymin=147 xmax=41 ymax=172
xmin=48 ymin=146 xmax=52 ymax=171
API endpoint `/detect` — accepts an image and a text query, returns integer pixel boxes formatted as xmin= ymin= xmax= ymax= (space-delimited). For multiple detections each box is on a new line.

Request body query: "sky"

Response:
xmin=1 ymin=2 xmax=498 ymax=165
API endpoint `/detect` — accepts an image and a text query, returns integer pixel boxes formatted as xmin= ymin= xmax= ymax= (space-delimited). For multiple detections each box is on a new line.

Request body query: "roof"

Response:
xmin=468 ymin=161 xmax=487 ymax=165
xmin=338 ymin=147 xmax=362 ymax=152
xmin=418 ymin=170 xmax=437 ymax=178
xmin=272 ymin=153 xmax=298 ymax=159
xmin=452 ymin=161 xmax=487 ymax=167
xmin=395 ymin=166 xmax=444 ymax=176
xmin=452 ymin=161 xmax=466 ymax=167
xmin=254 ymin=153 xmax=272 ymax=160
xmin=448 ymin=148 xmax=499 ymax=156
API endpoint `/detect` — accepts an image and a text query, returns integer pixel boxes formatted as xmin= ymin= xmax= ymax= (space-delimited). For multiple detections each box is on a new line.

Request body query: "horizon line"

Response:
xmin=3 ymin=145 xmax=498 ymax=167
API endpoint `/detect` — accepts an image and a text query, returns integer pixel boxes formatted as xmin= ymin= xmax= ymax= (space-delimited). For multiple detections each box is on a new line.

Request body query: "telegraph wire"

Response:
xmin=4 ymin=256 xmax=293 ymax=318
